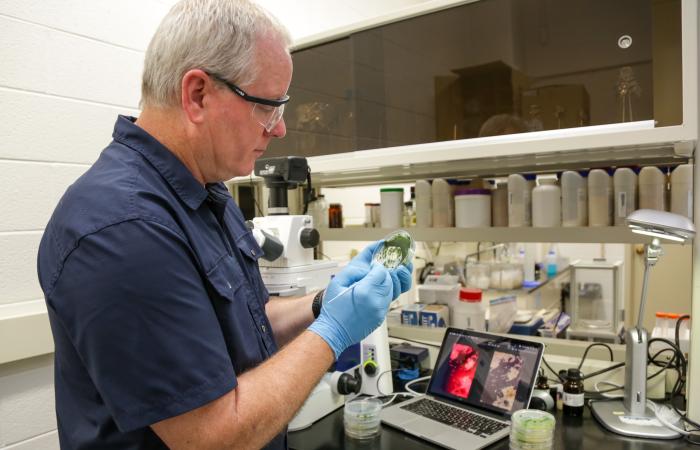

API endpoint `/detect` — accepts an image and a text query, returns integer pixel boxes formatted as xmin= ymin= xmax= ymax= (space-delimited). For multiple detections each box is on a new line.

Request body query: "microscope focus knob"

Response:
xmin=300 ymin=228 xmax=320 ymax=248
xmin=363 ymin=360 xmax=378 ymax=377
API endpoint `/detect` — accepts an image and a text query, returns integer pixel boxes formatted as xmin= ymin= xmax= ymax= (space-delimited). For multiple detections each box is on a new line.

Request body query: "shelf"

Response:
xmin=318 ymin=226 xmax=670 ymax=244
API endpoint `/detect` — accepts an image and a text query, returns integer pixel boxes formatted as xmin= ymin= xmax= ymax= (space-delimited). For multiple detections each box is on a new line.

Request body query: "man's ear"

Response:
xmin=181 ymin=69 xmax=211 ymax=124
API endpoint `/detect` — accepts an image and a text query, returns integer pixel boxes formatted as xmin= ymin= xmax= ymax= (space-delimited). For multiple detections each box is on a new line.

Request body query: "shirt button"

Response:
xmin=261 ymin=325 xmax=267 ymax=333
xmin=250 ymin=249 xmax=256 ymax=256
xmin=226 ymin=282 xmax=232 ymax=289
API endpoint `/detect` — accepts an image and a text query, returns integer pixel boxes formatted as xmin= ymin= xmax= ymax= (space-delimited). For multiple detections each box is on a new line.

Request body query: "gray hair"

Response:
xmin=141 ymin=0 xmax=292 ymax=108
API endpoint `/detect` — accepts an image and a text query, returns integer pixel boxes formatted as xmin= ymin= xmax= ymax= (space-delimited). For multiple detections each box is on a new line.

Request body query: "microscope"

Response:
xmin=252 ymin=156 xmax=336 ymax=296
xmin=251 ymin=156 xmax=393 ymax=430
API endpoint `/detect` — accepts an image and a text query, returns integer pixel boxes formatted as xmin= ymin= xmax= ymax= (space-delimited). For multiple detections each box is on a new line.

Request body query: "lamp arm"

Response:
xmin=636 ymin=258 xmax=652 ymax=334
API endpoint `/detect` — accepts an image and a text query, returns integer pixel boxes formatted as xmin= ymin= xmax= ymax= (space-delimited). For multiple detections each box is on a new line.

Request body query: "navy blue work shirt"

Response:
xmin=37 ymin=116 xmax=285 ymax=449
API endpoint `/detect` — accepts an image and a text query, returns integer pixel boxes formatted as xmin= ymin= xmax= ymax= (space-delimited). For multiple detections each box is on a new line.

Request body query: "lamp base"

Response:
xmin=590 ymin=399 xmax=681 ymax=439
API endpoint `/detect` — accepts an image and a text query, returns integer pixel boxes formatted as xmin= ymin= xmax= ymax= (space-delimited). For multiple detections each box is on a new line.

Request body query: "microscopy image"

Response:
xmin=482 ymin=352 xmax=523 ymax=411
xmin=444 ymin=342 xmax=479 ymax=399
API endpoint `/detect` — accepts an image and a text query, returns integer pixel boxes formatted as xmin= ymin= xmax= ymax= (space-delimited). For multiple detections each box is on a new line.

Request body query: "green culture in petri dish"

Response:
xmin=372 ymin=230 xmax=415 ymax=270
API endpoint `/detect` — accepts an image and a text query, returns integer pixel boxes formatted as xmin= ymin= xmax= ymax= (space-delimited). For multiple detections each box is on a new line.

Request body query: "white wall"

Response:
xmin=0 ymin=0 xmax=430 ymax=447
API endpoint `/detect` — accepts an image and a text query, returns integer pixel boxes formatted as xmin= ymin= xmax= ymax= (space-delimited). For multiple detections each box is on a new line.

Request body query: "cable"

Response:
xmin=594 ymin=380 xmax=624 ymax=399
xmin=375 ymin=369 xmax=401 ymax=397
xmin=577 ymin=343 xmax=614 ymax=370
xmin=646 ymin=400 xmax=691 ymax=436
xmin=249 ymin=175 xmax=264 ymax=217
xmin=675 ymin=314 xmax=690 ymax=350
xmin=404 ymin=375 xmax=432 ymax=396
xmin=541 ymin=357 xmax=565 ymax=383
xmin=581 ymin=362 xmax=625 ymax=381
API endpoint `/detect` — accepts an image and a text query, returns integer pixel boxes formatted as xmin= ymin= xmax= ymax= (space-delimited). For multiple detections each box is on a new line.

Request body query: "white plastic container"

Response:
xmin=638 ymin=166 xmax=667 ymax=211
xmin=380 ymin=187 xmax=404 ymax=228
xmin=508 ymin=174 xmax=535 ymax=227
xmin=532 ymin=177 xmax=561 ymax=227
xmin=432 ymin=178 xmax=454 ymax=227
xmin=415 ymin=179 xmax=432 ymax=227
xmin=588 ymin=169 xmax=613 ymax=227
xmin=491 ymin=181 xmax=508 ymax=227
xmin=671 ymin=164 xmax=693 ymax=220
xmin=453 ymin=288 xmax=486 ymax=331
xmin=308 ymin=194 xmax=328 ymax=228
xmin=613 ymin=168 xmax=637 ymax=226
xmin=455 ymin=188 xmax=491 ymax=228
xmin=561 ymin=171 xmax=588 ymax=227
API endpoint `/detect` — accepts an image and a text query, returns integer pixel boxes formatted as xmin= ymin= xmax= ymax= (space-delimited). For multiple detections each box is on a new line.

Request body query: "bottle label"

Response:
xmin=563 ymin=392 xmax=584 ymax=407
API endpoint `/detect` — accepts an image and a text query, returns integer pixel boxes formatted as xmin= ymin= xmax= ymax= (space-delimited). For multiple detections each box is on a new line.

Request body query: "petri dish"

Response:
xmin=510 ymin=409 xmax=555 ymax=449
xmin=344 ymin=397 xmax=383 ymax=439
xmin=372 ymin=229 xmax=415 ymax=270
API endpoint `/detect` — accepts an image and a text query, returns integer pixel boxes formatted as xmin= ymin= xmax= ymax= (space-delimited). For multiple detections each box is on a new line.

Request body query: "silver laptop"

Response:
xmin=381 ymin=328 xmax=544 ymax=449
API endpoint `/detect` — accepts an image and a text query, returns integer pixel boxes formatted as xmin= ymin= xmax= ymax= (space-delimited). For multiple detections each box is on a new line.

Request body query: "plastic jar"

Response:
xmin=561 ymin=171 xmax=588 ymax=227
xmin=532 ymin=177 xmax=561 ymax=227
xmin=453 ymin=288 xmax=486 ymax=331
xmin=671 ymin=164 xmax=693 ymax=220
xmin=613 ymin=168 xmax=637 ymax=226
xmin=588 ymin=169 xmax=613 ymax=227
xmin=491 ymin=181 xmax=508 ymax=227
xmin=466 ymin=262 xmax=490 ymax=290
xmin=508 ymin=173 xmax=536 ymax=227
xmin=380 ymin=187 xmax=404 ymax=228
xmin=415 ymin=179 xmax=432 ymax=227
xmin=432 ymin=178 xmax=454 ymax=227
xmin=328 ymin=203 xmax=343 ymax=228
xmin=308 ymin=194 xmax=328 ymax=228
xmin=638 ymin=166 xmax=667 ymax=211
xmin=454 ymin=188 xmax=491 ymax=227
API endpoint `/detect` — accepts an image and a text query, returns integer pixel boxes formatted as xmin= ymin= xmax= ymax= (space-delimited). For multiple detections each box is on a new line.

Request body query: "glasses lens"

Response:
xmin=252 ymin=103 xmax=285 ymax=132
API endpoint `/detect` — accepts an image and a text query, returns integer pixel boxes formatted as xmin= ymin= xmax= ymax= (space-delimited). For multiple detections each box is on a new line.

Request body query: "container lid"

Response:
xmin=667 ymin=313 xmax=681 ymax=319
xmin=459 ymin=288 xmax=482 ymax=301
xmin=455 ymin=188 xmax=491 ymax=196
xmin=566 ymin=368 xmax=582 ymax=380
xmin=655 ymin=312 xmax=668 ymax=318
xmin=523 ymin=281 xmax=540 ymax=289
xmin=329 ymin=203 xmax=342 ymax=207
xmin=524 ymin=174 xmax=537 ymax=181
xmin=380 ymin=187 xmax=404 ymax=192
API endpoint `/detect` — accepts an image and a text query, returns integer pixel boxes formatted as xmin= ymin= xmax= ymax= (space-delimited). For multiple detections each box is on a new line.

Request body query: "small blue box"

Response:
xmin=401 ymin=304 xmax=425 ymax=325
xmin=419 ymin=304 xmax=449 ymax=328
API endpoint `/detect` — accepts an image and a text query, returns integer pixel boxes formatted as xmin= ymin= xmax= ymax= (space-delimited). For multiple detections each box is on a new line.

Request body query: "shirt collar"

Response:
xmin=112 ymin=115 xmax=209 ymax=210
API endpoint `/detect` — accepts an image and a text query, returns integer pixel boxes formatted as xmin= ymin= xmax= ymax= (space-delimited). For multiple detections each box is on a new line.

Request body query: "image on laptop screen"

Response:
xmin=427 ymin=328 xmax=543 ymax=417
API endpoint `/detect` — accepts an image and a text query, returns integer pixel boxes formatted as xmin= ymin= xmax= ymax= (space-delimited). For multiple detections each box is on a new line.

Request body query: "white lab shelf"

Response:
xmin=318 ymin=226 xmax=669 ymax=244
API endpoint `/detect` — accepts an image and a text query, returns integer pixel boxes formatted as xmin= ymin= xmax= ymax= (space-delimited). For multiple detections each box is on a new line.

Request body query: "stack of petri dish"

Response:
xmin=510 ymin=409 xmax=556 ymax=450
xmin=344 ymin=398 xmax=383 ymax=439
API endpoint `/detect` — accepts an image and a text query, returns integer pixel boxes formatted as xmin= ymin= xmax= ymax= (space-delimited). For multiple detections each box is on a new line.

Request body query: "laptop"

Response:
xmin=381 ymin=328 xmax=545 ymax=449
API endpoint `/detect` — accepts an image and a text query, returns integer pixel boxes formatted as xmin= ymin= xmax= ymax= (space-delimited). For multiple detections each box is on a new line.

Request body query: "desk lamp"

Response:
xmin=591 ymin=209 xmax=695 ymax=439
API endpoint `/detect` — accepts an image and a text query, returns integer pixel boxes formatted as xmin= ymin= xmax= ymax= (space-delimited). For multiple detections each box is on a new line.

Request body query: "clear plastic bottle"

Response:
xmin=545 ymin=245 xmax=558 ymax=280
xmin=638 ymin=166 xmax=667 ymax=211
xmin=588 ymin=169 xmax=614 ymax=227
xmin=671 ymin=164 xmax=693 ymax=220
xmin=415 ymin=180 xmax=432 ymax=227
xmin=432 ymin=178 xmax=454 ymax=227
xmin=508 ymin=174 xmax=536 ymax=227
xmin=532 ymin=177 xmax=561 ymax=227
xmin=561 ymin=171 xmax=588 ymax=227
xmin=308 ymin=194 xmax=328 ymax=228
xmin=613 ymin=167 xmax=638 ymax=226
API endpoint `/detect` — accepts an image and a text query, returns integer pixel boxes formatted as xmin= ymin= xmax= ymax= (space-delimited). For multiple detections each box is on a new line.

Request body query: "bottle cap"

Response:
xmin=655 ymin=312 xmax=668 ymax=318
xmin=667 ymin=313 xmax=680 ymax=319
xmin=455 ymin=188 xmax=491 ymax=196
xmin=459 ymin=288 xmax=482 ymax=302
xmin=566 ymin=368 xmax=582 ymax=380
xmin=380 ymin=187 xmax=404 ymax=192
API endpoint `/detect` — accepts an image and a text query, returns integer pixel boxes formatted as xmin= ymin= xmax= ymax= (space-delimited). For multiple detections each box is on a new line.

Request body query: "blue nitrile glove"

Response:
xmin=308 ymin=262 xmax=394 ymax=360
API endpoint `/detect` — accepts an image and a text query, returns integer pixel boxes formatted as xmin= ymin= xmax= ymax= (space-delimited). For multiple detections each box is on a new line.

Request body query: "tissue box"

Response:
xmin=401 ymin=304 xmax=425 ymax=325
xmin=420 ymin=304 xmax=449 ymax=328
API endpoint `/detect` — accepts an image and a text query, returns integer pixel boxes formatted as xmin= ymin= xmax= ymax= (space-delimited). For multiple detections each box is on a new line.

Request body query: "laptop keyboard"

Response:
xmin=400 ymin=398 xmax=509 ymax=438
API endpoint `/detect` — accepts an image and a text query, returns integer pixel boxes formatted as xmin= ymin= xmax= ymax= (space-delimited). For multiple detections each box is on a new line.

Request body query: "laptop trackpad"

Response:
xmin=402 ymin=418 xmax=444 ymax=438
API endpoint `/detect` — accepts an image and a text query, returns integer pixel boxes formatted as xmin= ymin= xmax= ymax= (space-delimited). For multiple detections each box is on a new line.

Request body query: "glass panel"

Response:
xmin=268 ymin=0 xmax=682 ymax=158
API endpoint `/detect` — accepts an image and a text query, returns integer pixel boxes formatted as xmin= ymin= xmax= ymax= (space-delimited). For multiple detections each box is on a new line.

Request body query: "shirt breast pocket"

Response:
xmin=204 ymin=252 xmax=275 ymax=369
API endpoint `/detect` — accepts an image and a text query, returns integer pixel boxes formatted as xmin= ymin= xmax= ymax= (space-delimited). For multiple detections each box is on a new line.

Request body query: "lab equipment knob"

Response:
xmin=331 ymin=371 xmax=362 ymax=395
xmin=300 ymin=228 xmax=320 ymax=248
xmin=363 ymin=360 xmax=378 ymax=377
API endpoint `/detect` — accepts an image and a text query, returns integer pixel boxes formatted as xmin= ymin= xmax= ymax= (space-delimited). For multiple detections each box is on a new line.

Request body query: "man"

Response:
xmin=36 ymin=1 xmax=412 ymax=448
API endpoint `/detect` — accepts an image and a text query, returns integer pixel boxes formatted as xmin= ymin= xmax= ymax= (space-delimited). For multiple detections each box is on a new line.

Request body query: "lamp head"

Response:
xmin=626 ymin=209 xmax=695 ymax=243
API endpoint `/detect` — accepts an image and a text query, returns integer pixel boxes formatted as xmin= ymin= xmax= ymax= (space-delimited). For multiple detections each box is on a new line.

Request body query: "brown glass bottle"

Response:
xmin=563 ymin=368 xmax=584 ymax=417
xmin=329 ymin=203 xmax=343 ymax=228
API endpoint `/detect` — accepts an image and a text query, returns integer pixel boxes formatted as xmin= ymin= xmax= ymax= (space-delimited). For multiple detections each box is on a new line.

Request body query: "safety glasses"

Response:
xmin=206 ymin=71 xmax=290 ymax=132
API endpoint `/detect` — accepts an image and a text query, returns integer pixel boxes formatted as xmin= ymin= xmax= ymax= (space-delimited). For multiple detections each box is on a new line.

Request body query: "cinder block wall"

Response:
xmin=0 ymin=1 xmax=168 ymax=446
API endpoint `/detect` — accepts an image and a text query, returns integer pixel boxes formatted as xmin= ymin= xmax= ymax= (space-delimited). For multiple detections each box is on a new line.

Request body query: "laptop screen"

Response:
xmin=426 ymin=328 xmax=544 ymax=418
